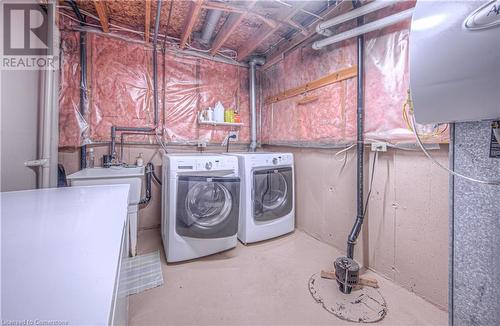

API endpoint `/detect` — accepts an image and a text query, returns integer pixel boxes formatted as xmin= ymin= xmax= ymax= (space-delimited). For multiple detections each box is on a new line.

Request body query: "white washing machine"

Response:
xmin=227 ymin=152 xmax=295 ymax=244
xmin=162 ymin=154 xmax=240 ymax=262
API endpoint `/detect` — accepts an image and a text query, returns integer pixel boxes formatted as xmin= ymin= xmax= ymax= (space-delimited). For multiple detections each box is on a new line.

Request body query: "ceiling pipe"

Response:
xmin=316 ymin=0 xmax=395 ymax=35
xmin=248 ymin=57 xmax=266 ymax=152
xmin=312 ymin=8 xmax=414 ymax=50
xmin=200 ymin=10 xmax=223 ymax=45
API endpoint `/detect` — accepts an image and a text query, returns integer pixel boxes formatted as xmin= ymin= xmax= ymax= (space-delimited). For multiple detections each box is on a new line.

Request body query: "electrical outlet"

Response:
xmin=197 ymin=140 xmax=207 ymax=148
xmin=228 ymin=131 xmax=239 ymax=141
xmin=371 ymin=142 xmax=387 ymax=152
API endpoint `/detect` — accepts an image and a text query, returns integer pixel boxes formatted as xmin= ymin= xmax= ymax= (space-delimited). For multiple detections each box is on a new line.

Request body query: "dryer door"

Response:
xmin=253 ymin=167 xmax=293 ymax=222
xmin=176 ymin=176 xmax=240 ymax=239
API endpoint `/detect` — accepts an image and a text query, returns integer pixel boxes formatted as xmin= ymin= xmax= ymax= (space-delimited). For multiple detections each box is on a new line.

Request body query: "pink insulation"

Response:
xmin=59 ymin=33 xmax=250 ymax=148
xmin=59 ymin=2 xmax=447 ymax=149
xmin=59 ymin=31 xmax=85 ymax=147
xmin=261 ymin=4 xmax=448 ymax=146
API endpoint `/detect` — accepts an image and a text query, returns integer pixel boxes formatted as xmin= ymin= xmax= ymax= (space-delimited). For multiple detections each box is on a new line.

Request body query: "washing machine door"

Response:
xmin=253 ymin=167 xmax=293 ymax=222
xmin=176 ymin=175 xmax=240 ymax=239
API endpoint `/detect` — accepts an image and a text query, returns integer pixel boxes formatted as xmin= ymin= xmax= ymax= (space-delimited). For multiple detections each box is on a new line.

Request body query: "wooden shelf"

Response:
xmin=198 ymin=120 xmax=243 ymax=127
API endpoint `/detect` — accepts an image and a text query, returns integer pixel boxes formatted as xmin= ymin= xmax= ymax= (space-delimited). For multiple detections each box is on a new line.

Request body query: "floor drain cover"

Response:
xmin=308 ymin=273 xmax=387 ymax=323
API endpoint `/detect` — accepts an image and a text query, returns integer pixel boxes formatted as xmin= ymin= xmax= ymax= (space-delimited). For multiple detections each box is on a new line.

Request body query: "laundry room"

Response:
xmin=1 ymin=0 xmax=499 ymax=325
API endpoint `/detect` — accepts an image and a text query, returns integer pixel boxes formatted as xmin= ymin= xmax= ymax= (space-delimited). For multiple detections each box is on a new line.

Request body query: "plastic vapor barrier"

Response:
xmin=59 ymin=32 xmax=250 ymax=148
xmin=260 ymin=3 xmax=448 ymax=147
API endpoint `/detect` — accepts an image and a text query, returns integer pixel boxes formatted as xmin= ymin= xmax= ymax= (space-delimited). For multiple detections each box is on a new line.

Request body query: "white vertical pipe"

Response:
xmin=248 ymin=57 xmax=265 ymax=152
xmin=39 ymin=58 xmax=58 ymax=188
xmin=249 ymin=61 xmax=258 ymax=152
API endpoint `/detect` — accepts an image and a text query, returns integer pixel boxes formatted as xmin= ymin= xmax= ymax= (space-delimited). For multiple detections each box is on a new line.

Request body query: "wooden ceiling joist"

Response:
xmin=93 ymin=0 xmax=109 ymax=33
xmin=237 ymin=2 xmax=307 ymax=61
xmin=144 ymin=0 xmax=151 ymax=42
xmin=210 ymin=0 xmax=257 ymax=56
xmin=180 ymin=0 xmax=204 ymax=49
xmin=262 ymin=1 xmax=353 ymax=70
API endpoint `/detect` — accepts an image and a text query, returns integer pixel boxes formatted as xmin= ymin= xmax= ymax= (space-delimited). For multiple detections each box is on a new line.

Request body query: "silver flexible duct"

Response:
xmin=249 ymin=57 xmax=265 ymax=152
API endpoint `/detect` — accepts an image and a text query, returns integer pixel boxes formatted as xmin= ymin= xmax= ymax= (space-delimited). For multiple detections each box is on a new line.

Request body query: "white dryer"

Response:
xmin=227 ymin=152 xmax=295 ymax=244
xmin=162 ymin=154 xmax=240 ymax=262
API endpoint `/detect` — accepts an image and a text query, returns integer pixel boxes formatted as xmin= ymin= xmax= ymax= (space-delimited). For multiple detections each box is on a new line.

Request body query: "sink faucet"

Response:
xmin=109 ymin=125 xmax=155 ymax=162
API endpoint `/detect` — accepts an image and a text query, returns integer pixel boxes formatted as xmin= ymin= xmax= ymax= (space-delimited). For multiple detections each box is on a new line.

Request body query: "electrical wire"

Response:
xmin=58 ymin=6 xmax=239 ymax=61
xmin=402 ymin=89 xmax=448 ymax=139
xmin=410 ymin=114 xmax=500 ymax=186
xmin=362 ymin=150 xmax=378 ymax=218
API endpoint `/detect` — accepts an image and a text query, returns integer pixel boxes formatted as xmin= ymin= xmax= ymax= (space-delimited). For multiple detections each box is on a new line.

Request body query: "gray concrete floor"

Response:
xmin=129 ymin=229 xmax=447 ymax=325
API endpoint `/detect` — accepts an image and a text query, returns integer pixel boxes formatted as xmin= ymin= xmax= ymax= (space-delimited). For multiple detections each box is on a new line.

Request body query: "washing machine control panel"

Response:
xmin=196 ymin=159 xmax=236 ymax=171
xmin=167 ymin=155 xmax=238 ymax=176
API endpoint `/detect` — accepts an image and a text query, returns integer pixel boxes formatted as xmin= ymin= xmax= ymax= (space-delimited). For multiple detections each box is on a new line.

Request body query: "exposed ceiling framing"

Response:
xmin=236 ymin=1 xmax=307 ymax=61
xmin=144 ymin=0 xmax=151 ymax=42
xmin=210 ymin=0 xmax=257 ymax=56
xmin=180 ymin=0 xmax=204 ymax=49
xmin=92 ymin=0 xmax=109 ymax=32
xmin=62 ymin=0 xmax=343 ymax=65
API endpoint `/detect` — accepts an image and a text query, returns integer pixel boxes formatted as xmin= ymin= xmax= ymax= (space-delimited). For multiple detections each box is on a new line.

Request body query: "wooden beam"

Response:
xmin=265 ymin=66 xmax=357 ymax=104
xmin=210 ymin=1 xmax=257 ymax=56
xmin=93 ymin=0 xmax=109 ymax=33
xmin=237 ymin=2 xmax=306 ymax=62
xmin=262 ymin=1 xmax=353 ymax=70
xmin=202 ymin=2 xmax=277 ymax=28
xmin=145 ymin=0 xmax=151 ymax=42
xmin=180 ymin=0 xmax=204 ymax=49
xmin=285 ymin=19 xmax=308 ymax=36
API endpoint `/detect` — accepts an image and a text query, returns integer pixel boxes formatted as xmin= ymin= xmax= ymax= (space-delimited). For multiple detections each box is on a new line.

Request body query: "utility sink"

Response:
xmin=67 ymin=166 xmax=144 ymax=204
xmin=67 ymin=166 xmax=145 ymax=256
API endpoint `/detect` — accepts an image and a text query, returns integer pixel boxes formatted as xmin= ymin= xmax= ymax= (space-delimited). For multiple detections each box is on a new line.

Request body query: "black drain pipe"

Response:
xmin=333 ymin=1 xmax=365 ymax=295
xmin=68 ymin=0 xmax=88 ymax=169
xmin=346 ymin=3 xmax=365 ymax=260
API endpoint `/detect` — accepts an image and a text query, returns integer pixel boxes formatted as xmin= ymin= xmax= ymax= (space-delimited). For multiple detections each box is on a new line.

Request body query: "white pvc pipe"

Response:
xmin=313 ymin=8 xmax=414 ymax=50
xmin=316 ymin=0 xmax=395 ymax=34
xmin=39 ymin=23 xmax=59 ymax=188
xmin=39 ymin=62 xmax=58 ymax=188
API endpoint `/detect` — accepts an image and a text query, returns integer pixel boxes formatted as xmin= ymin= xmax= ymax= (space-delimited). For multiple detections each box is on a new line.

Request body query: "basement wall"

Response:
xmin=259 ymin=2 xmax=448 ymax=310
xmin=59 ymin=31 xmax=250 ymax=148
xmin=264 ymin=145 xmax=449 ymax=310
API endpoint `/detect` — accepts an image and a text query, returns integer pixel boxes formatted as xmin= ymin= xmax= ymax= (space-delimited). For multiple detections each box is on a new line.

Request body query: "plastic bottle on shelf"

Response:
xmin=207 ymin=107 xmax=213 ymax=122
xmin=214 ymin=101 xmax=224 ymax=123
xmin=233 ymin=111 xmax=241 ymax=123
xmin=225 ymin=109 xmax=234 ymax=123
xmin=88 ymin=148 xmax=95 ymax=168
xmin=136 ymin=153 xmax=144 ymax=167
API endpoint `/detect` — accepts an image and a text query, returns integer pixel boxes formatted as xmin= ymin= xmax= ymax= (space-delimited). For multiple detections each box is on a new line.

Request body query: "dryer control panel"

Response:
xmin=249 ymin=153 xmax=294 ymax=168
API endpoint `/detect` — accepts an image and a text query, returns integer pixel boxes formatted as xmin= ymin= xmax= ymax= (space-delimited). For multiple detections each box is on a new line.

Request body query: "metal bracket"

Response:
xmin=24 ymin=159 xmax=48 ymax=167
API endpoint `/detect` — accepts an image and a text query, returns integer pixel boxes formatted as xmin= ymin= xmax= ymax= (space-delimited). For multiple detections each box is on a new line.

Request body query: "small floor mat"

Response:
xmin=119 ymin=250 xmax=164 ymax=296
xmin=308 ymin=273 xmax=387 ymax=323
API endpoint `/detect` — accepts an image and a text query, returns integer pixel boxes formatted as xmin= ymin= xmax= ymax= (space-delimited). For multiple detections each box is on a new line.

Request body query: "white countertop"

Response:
xmin=1 ymin=185 xmax=130 ymax=325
